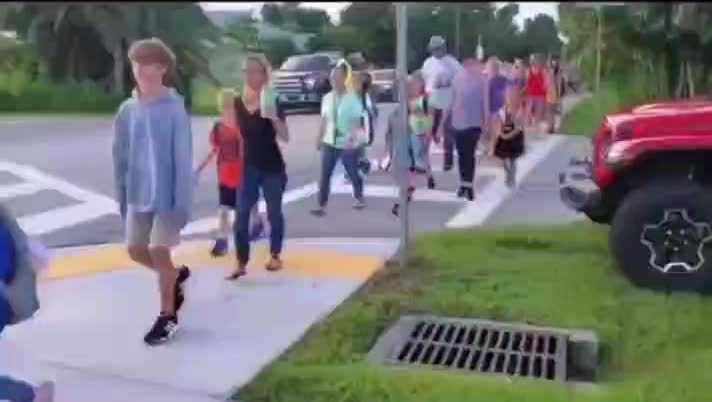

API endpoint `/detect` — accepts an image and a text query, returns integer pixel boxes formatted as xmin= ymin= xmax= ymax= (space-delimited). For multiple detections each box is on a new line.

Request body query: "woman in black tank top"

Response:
xmin=227 ymin=55 xmax=290 ymax=280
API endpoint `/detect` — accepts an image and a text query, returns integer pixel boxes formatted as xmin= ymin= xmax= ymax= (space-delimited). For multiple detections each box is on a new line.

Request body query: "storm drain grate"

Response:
xmin=368 ymin=316 xmax=597 ymax=383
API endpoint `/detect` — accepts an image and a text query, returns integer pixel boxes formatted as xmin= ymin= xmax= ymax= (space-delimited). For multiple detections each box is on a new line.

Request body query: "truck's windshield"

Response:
xmin=280 ymin=55 xmax=332 ymax=71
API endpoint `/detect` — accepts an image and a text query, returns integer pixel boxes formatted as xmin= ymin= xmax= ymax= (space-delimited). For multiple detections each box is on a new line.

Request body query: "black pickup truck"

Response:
xmin=271 ymin=52 xmax=374 ymax=111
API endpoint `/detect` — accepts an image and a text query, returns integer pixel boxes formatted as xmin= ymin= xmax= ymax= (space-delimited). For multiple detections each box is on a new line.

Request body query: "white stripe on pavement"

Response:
xmin=18 ymin=202 xmax=115 ymax=236
xmin=446 ymin=134 xmax=566 ymax=228
xmin=0 ymin=161 xmax=115 ymax=205
xmin=0 ymin=182 xmax=43 ymax=199
xmin=331 ymin=182 xmax=463 ymax=203
xmin=181 ymin=181 xmax=321 ymax=237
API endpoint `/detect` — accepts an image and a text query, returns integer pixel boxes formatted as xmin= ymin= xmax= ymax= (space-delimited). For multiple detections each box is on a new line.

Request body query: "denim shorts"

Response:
xmin=410 ymin=134 xmax=430 ymax=172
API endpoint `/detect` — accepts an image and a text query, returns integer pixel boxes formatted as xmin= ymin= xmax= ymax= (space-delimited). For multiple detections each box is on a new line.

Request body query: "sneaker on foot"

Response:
xmin=427 ymin=176 xmax=436 ymax=190
xmin=391 ymin=203 xmax=400 ymax=217
xmin=211 ymin=238 xmax=228 ymax=257
xmin=144 ymin=314 xmax=179 ymax=346
xmin=310 ymin=207 xmax=325 ymax=217
xmin=249 ymin=221 xmax=265 ymax=241
xmin=175 ymin=266 xmax=191 ymax=313
xmin=456 ymin=186 xmax=466 ymax=198
xmin=34 ymin=381 xmax=54 ymax=402
xmin=465 ymin=188 xmax=475 ymax=201
xmin=353 ymin=199 xmax=366 ymax=210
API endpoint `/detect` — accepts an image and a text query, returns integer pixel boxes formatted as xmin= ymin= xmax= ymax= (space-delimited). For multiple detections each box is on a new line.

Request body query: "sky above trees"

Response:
xmin=199 ymin=2 xmax=560 ymax=27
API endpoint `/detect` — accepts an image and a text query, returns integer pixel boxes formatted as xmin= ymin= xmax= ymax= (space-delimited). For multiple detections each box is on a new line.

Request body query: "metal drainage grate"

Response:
xmin=369 ymin=316 xmax=579 ymax=382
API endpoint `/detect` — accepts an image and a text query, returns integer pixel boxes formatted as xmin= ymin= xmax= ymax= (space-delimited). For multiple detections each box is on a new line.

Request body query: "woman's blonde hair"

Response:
xmin=216 ymin=88 xmax=237 ymax=112
xmin=242 ymin=53 xmax=273 ymax=96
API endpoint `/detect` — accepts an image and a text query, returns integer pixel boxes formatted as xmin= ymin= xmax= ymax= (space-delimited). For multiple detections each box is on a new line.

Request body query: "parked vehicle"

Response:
xmin=370 ymin=69 xmax=397 ymax=102
xmin=560 ymin=98 xmax=712 ymax=292
xmin=271 ymin=51 xmax=370 ymax=112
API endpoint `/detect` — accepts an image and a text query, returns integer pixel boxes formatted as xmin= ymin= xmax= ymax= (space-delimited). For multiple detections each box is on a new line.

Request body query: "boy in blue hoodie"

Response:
xmin=112 ymin=38 xmax=193 ymax=346
xmin=0 ymin=204 xmax=54 ymax=401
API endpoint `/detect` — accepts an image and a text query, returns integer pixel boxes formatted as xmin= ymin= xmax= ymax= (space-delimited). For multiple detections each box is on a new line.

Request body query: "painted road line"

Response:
xmin=19 ymin=201 xmax=116 ymax=236
xmin=0 ymin=182 xmax=43 ymax=199
xmin=0 ymin=160 xmax=116 ymax=205
xmin=446 ymin=134 xmax=566 ymax=228
xmin=181 ymin=181 xmax=320 ymax=237
xmin=331 ymin=182 xmax=464 ymax=203
xmin=47 ymin=241 xmax=383 ymax=281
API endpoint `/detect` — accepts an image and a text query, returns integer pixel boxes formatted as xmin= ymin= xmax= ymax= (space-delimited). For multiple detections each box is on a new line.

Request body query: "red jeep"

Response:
xmin=560 ymin=99 xmax=712 ymax=292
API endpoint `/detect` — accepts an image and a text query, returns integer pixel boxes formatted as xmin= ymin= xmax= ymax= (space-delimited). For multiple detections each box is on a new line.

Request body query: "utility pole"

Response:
xmin=395 ymin=2 xmax=409 ymax=268
xmin=595 ymin=8 xmax=602 ymax=92
xmin=454 ymin=5 xmax=461 ymax=59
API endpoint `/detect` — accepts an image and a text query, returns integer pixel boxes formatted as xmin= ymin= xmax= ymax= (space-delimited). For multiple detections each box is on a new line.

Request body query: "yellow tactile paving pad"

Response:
xmin=47 ymin=242 xmax=384 ymax=281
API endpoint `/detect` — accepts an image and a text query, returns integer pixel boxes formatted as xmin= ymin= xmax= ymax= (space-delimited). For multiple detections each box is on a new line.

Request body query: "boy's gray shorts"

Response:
xmin=125 ymin=209 xmax=181 ymax=249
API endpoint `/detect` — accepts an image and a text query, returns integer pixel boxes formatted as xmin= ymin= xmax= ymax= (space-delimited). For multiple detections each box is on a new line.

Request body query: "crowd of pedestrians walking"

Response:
xmin=107 ymin=35 xmax=571 ymax=347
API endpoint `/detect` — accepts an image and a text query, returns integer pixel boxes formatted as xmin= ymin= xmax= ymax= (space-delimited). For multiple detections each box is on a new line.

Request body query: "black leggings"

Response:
xmin=452 ymin=127 xmax=482 ymax=187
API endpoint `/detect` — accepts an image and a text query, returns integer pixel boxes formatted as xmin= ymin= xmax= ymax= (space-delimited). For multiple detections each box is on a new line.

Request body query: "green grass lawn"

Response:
xmin=559 ymin=88 xmax=620 ymax=137
xmin=236 ymin=222 xmax=712 ymax=402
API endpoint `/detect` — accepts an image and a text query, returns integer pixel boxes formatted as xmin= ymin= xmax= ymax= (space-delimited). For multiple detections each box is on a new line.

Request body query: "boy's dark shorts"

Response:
xmin=219 ymin=185 xmax=238 ymax=209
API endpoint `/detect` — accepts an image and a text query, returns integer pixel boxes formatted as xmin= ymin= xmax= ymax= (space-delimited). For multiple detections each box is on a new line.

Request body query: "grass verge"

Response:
xmin=559 ymin=87 xmax=620 ymax=137
xmin=236 ymin=222 xmax=712 ymax=402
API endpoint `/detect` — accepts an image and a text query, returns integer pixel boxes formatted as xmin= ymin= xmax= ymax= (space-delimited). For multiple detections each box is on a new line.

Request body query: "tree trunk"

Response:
xmin=112 ymin=41 xmax=125 ymax=97
xmin=687 ymin=60 xmax=695 ymax=98
xmin=663 ymin=4 xmax=677 ymax=97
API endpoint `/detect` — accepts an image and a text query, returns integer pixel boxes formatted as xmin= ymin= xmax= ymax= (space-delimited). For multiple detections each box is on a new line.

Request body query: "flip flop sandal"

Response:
xmin=225 ymin=267 xmax=247 ymax=281
xmin=266 ymin=258 xmax=283 ymax=272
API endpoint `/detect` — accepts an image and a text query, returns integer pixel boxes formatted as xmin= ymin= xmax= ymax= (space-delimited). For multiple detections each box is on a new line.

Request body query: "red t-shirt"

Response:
xmin=526 ymin=68 xmax=546 ymax=97
xmin=209 ymin=122 xmax=241 ymax=188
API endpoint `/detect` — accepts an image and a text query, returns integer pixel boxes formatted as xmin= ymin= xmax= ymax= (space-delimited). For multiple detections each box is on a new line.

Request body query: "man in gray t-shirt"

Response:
xmin=446 ymin=58 xmax=490 ymax=201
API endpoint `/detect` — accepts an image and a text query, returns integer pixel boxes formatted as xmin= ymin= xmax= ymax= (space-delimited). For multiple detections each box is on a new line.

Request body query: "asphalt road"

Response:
xmin=0 ymin=102 xmax=578 ymax=248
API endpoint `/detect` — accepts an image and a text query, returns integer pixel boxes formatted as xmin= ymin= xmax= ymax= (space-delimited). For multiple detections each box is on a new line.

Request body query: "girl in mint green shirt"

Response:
xmin=312 ymin=61 xmax=367 ymax=216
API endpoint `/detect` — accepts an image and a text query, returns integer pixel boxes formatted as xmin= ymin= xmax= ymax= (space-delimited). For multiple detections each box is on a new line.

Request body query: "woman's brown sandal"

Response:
xmin=266 ymin=256 xmax=283 ymax=272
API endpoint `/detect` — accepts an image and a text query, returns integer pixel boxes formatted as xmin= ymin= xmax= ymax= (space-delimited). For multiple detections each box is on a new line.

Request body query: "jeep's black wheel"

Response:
xmin=585 ymin=209 xmax=612 ymax=225
xmin=610 ymin=181 xmax=712 ymax=292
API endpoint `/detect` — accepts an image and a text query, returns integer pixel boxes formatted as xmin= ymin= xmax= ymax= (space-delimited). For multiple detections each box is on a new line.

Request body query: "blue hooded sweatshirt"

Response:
xmin=112 ymin=87 xmax=193 ymax=228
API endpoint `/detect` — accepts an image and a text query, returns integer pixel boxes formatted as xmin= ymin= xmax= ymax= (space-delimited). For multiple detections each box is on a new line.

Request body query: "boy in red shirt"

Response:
xmin=196 ymin=90 xmax=264 ymax=256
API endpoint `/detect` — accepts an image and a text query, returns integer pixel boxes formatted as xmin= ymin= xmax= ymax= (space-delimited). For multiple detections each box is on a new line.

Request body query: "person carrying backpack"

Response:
xmin=194 ymin=89 xmax=266 ymax=257
xmin=0 ymin=204 xmax=54 ymax=402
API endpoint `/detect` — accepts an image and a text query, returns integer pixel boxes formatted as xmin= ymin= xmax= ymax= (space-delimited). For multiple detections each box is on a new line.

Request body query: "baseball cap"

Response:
xmin=428 ymin=36 xmax=446 ymax=50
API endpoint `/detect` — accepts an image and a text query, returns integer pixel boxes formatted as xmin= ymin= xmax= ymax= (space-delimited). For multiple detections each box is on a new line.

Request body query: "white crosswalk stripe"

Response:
xmin=0 ymin=161 xmax=116 ymax=236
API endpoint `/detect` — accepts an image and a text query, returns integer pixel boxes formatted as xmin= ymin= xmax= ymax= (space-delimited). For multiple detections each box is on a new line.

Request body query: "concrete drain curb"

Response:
xmin=368 ymin=315 xmax=598 ymax=385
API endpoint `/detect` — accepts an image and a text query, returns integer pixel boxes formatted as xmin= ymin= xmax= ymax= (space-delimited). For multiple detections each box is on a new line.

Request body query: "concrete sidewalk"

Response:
xmin=0 ymin=238 xmax=398 ymax=401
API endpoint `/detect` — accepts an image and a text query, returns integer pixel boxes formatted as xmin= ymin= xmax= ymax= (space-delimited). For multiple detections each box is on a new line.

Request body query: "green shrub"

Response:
xmin=0 ymin=68 xmax=121 ymax=114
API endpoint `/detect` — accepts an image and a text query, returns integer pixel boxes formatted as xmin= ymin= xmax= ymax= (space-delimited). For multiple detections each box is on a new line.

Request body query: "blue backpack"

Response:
xmin=0 ymin=220 xmax=15 ymax=284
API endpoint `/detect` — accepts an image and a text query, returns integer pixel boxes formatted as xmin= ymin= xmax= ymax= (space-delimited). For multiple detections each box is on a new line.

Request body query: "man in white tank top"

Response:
xmin=421 ymin=36 xmax=463 ymax=172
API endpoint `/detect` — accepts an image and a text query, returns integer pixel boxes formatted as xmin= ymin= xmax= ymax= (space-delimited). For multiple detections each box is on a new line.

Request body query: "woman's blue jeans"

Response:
xmin=318 ymin=144 xmax=363 ymax=207
xmin=234 ymin=166 xmax=287 ymax=264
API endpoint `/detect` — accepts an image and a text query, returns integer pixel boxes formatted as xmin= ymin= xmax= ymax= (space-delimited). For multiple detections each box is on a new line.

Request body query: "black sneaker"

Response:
xmin=456 ymin=187 xmax=466 ymax=198
xmin=211 ymin=238 xmax=228 ymax=257
xmin=465 ymin=188 xmax=475 ymax=201
xmin=175 ymin=266 xmax=191 ymax=313
xmin=144 ymin=314 xmax=179 ymax=346
xmin=427 ymin=176 xmax=436 ymax=190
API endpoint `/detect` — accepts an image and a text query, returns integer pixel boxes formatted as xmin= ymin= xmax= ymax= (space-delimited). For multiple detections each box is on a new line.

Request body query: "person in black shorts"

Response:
xmin=493 ymin=84 xmax=525 ymax=188
xmin=195 ymin=90 xmax=263 ymax=257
